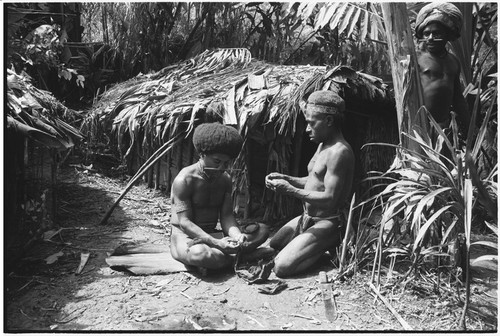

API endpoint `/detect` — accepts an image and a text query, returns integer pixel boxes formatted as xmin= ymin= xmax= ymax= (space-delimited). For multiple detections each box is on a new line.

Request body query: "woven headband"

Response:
xmin=307 ymin=103 xmax=342 ymax=115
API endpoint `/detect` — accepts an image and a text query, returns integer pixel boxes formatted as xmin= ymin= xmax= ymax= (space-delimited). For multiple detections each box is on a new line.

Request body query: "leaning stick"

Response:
xmin=339 ymin=193 xmax=356 ymax=274
xmin=99 ymin=134 xmax=183 ymax=225
xmin=368 ymin=282 xmax=412 ymax=330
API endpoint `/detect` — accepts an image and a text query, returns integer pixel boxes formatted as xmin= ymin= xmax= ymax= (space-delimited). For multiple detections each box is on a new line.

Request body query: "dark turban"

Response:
xmin=192 ymin=123 xmax=243 ymax=158
xmin=307 ymin=90 xmax=345 ymax=115
xmin=415 ymin=2 xmax=463 ymax=41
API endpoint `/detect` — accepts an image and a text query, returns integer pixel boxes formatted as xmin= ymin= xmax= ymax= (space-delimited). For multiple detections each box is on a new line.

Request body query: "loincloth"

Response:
xmin=292 ymin=212 xmax=343 ymax=239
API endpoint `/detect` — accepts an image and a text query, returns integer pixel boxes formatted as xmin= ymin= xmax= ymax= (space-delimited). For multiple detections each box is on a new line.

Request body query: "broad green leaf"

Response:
xmin=360 ymin=8 xmax=369 ymax=40
xmin=347 ymin=7 xmax=361 ymax=38
xmin=314 ymin=5 xmax=328 ymax=30
xmin=329 ymin=3 xmax=349 ymax=31
xmin=321 ymin=3 xmax=340 ymax=30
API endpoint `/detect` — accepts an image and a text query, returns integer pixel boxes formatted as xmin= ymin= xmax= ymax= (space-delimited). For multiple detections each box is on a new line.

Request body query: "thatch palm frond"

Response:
xmin=6 ymin=69 xmax=83 ymax=149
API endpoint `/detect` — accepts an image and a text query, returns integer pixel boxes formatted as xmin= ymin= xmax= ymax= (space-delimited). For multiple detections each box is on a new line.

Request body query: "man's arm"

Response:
xmin=266 ymin=172 xmax=308 ymax=189
xmin=271 ymin=148 xmax=353 ymax=209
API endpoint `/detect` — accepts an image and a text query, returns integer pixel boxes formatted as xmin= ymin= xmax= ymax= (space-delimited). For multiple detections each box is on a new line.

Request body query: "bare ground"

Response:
xmin=5 ymin=167 xmax=498 ymax=332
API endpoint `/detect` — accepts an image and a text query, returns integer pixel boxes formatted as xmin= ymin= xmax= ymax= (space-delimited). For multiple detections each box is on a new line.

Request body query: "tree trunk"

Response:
xmin=102 ymin=4 xmax=109 ymax=44
xmin=381 ymin=3 xmax=427 ymax=151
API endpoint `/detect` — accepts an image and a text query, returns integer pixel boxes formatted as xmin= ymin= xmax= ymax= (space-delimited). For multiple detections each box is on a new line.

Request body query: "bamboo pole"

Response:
xmin=99 ymin=134 xmax=182 ymax=225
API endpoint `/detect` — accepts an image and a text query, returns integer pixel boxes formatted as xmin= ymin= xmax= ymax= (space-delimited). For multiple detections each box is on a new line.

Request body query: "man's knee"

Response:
xmin=273 ymin=256 xmax=295 ymax=278
xmin=185 ymin=244 xmax=212 ymax=266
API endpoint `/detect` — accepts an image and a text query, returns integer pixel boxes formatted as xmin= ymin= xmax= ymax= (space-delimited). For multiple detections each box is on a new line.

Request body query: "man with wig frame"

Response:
xmin=266 ymin=90 xmax=355 ymax=277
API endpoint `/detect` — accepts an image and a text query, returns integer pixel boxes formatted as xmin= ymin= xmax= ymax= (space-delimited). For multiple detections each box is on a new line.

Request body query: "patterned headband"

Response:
xmin=307 ymin=103 xmax=342 ymax=115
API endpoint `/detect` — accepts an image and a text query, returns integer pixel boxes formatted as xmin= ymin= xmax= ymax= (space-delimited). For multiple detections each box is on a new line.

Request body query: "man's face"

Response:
xmin=200 ymin=153 xmax=232 ymax=179
xmin=304 ymin=110 xmax=331 ymax=143
xmin=422 ymin=22 xmax=449 ymax=54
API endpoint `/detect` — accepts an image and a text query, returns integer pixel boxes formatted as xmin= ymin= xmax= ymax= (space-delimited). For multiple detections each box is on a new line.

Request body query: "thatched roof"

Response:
xmin=87 ymin=47 xmax=392 ymax=156
xmin=6 ymin=69 xmax=83 ymax=149
xmin=86 ymin=48 xmax=395 ymax=221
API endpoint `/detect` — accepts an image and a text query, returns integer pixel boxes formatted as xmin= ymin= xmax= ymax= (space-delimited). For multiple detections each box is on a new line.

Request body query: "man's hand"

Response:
xmin=187 ymin=236 xmax=242 ymax=254
xmin=215 ymin=236 xmax=242 ymax=254
xmin=265 ymin=172 xmax=287 ymax=184
xmin=266 ymin=176 xmax=294 ymax=194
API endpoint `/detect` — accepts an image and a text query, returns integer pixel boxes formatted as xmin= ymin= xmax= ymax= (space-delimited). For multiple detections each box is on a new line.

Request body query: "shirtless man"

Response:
xmin=170 ymin=123 xmax=269 ymax=270
xmin=265 ymin=90 xmax=354 ymax=278
xmin=415 ymin=2 xmax=470 ymax=135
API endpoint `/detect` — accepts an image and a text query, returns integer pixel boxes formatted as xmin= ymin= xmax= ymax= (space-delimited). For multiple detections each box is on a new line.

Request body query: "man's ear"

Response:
xmin=326 ymin=114 xmax=334 ymax=126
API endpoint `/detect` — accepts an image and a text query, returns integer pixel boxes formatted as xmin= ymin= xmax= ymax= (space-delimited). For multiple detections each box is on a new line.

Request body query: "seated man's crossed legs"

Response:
xmin=170 ymin=223 xmax=269 ymax=270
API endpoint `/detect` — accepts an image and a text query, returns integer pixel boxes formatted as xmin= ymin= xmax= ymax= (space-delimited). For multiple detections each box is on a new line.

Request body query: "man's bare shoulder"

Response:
xmin=172 ymin=164 xmax=198 ymax=187
xmin=324 ymin=141 xmax=354 ymax=164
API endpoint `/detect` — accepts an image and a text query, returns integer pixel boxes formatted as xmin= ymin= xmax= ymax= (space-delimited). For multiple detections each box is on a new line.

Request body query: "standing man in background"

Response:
xmin=415 ymin=2 xmax=470 ymax=136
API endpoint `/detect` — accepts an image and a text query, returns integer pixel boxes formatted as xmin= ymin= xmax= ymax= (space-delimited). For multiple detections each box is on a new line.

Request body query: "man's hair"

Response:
xmin=192 ymin=122 xmax=243 ymax=159
xmin=415 ymin=2 xmax=463 ymax=41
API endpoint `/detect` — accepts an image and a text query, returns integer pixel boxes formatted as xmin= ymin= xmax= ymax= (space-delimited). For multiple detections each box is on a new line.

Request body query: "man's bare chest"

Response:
xmin=307 ymin=153 xmax=328 ymax=179
xmin=419 ymin=55 xmax=457 ymax=82
xmin=191 ymin=181 xmax=226 ymax=207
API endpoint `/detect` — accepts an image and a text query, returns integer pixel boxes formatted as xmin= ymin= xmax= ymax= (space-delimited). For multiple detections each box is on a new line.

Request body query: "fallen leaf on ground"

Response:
xmin=46 ymin=251 xmax=64 ymax=265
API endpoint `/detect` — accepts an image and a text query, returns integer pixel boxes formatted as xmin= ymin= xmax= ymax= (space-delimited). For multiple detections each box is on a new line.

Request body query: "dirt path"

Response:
xmin=5 ymin=167 xmax=498 ymax=331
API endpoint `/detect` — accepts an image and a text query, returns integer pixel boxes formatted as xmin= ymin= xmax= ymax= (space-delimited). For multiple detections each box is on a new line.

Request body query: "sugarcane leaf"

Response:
xmin=470 ymin=255 xmax=498 ymax=266
xmin=473 ymin=85 xmax=498 ymax=158
xmin=484 ymin=221 xmax=498 ymax=236
xmin=411 ymin=186 xmax=453 ymax=228
xmin=413 ymin=205 xmax=453 ymax=253
xmin=471 ymin=241 xmax=498 ymax=250
xmin=463 ymin=178 xmax=473 ymax=245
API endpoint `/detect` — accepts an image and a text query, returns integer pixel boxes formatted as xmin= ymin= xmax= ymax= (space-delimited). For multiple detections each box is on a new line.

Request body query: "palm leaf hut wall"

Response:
xmin=6 ymin=69 xmax=83 ymax=268
xmin=86 ymin=48 xmax=397 ymax=224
